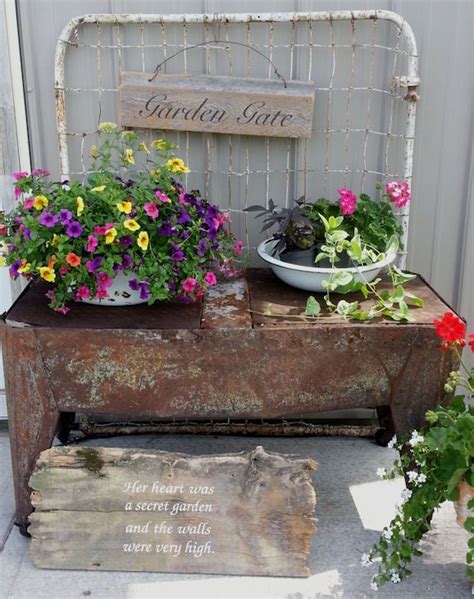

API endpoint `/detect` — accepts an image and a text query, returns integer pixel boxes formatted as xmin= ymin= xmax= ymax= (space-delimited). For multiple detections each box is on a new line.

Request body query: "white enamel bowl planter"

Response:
xmin=257 ymin=238 xmax=397 ymax=293
xmin=82 ymin=272 xmax=147 ymax=306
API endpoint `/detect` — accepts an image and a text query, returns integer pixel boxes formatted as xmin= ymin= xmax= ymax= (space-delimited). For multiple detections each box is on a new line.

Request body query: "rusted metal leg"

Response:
xmin=374 ymin=406 xmax=395 ymax=447
xmin=1 ymin=326 xmax=59 ymax=535
xmin=57 ymin=412 xmax=75 ymax=444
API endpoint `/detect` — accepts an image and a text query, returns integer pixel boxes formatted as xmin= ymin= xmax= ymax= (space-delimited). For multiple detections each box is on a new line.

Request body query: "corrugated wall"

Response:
xmin=14 ymin=0 xmax=474 ymax=362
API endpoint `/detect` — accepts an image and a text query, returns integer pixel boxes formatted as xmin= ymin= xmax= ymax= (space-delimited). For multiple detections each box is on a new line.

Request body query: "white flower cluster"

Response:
xmin=390 ymin=569 xmax=401 ymax=584
xmin=395 ymin=488 xmax=413 ymax=511
xmin=387 ymin=435 xmax=398 ymax=449
xmin=407 ymin=470 xmax=427 ymax=486
xmin=408 ymin=430 xmax=424 ymax=448
xmin=361 ymin=553 xmax=372 ymax=566
xmin=382 ymin=528 xmax=393 ymax=541
xmin=370 ymin=579 xmax=378 ymax=591
xmin=376 ymin=467 xmax=387 ymax=479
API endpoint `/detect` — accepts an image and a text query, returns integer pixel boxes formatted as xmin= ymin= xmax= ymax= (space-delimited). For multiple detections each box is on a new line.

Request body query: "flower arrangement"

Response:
xmin=248 ymin=183 xmax=406 ymax=257
xmin=363 ymin=312 xmax=474 ymax=590
xmin=0 ymin=123 xmax=242 ymax=313
xmin=248 ymin=183 xmax=424 ymax=322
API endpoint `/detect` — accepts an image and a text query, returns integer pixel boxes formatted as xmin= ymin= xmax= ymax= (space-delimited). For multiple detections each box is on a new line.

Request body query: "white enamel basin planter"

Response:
xmin=257 ymin=238 xmax=397 ymax=293
xmin=83 ymin=272 xmax=147 ymax=306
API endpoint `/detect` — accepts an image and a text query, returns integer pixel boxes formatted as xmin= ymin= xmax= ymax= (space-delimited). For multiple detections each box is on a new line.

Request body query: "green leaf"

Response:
xmin=335 ymin=300 xmax=359 ymax=317
xmin=385 ymin=234 xmax=400 ymax=255
xmin=405 ymin=291 xmax=425 ymax=308
xmin=331 ymin=270 xmax=353 ymax=287
xmin=304 ymin=296 xmax=321 ymax=317
xmin=328 ymin=230 xmax=349 ymax=243
xmin=391 ymin=265 xmax=417 ymax=285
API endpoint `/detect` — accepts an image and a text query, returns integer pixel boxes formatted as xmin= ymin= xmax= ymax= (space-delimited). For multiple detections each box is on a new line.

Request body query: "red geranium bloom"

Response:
xmin=434 ymin=312 xmax=466 ymax=350
xmin=469 ymin=334 xmax=474 ymax=352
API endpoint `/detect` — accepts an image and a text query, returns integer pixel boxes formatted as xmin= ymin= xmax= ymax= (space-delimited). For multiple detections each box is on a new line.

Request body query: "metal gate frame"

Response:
xmin=54 ymin=10 xmax=419 ymax=267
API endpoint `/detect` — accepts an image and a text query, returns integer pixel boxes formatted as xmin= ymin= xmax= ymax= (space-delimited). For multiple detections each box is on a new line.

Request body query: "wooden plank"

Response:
xmin=120 ymin=72 xmax=315 ymax=138
xmin=29 ymin=446 xmax=317 ymax=576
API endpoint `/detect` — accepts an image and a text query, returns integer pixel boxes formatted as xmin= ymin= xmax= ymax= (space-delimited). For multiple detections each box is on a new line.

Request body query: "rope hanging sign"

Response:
xmin=119 ymin=41 xmax=315 ymax=139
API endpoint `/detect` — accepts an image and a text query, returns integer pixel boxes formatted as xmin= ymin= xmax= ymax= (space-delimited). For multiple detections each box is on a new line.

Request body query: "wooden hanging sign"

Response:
xmin=120 ymin=72 xmax=315 ymax=138
xmin=29 ymin=446 xmax=317 ymax=577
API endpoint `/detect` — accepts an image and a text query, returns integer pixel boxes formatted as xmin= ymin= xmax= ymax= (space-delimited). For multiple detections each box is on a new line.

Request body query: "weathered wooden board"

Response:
xmin=29 ymin=446 xmax=317 ymax=576
xmin=120 ymin=72 xmax=315 ymax=138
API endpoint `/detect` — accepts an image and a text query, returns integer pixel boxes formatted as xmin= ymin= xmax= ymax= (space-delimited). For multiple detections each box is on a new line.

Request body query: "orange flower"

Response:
xmin=66 ymin=253 xmax=81 ymax=267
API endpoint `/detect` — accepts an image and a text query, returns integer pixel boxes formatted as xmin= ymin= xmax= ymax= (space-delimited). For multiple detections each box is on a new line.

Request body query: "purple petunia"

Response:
xmin=128 ymin=279 xmax=140 ymax=291
xmin=39 ymin=211 xmax=59 ymax=228
xmin=86 ymin=256 xmax=103 ymax=273
xmin=157 ymin=222 xmax=177 ymax=237
xmin=170 ymin=242 xmax=185 ymax=262
xmin=139 ymin=281 xmax=150 ymax=300
xmin=9 ymin=259 xmax=22 ymax=279
xmin=60 ymin=209 xmax=73 ymax=225
xmin=177 ymin=209 xmax=191 ymax=224
xmin=196 ymin=239 xmax=208 ymax=257
xmin=121 ymin=254 xmax=133 ymax=270
xmin=66 ymin=220 xmax=83 ymax=238
xmin=119 ymin=235 xmax=133 ymax=248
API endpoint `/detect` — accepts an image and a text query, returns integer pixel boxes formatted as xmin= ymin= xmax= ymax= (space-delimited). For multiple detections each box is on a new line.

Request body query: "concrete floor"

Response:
xmin=0 ymin=431 xmax=471 ymax=599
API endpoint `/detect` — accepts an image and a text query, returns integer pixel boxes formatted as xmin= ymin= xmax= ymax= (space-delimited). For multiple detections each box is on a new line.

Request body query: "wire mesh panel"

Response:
xmin=55 ymin=11 xmax=419 ymax=266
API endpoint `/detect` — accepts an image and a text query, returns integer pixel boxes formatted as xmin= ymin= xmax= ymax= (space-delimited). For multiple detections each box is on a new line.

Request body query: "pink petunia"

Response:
xmin=144 ymin=201 xmax=159 ymax=219
xmin=223 ymin=211 xmax=232 ymax=223
xmin=95 ymin=288 xmax=109 ymax=299
xmin=96 ymin=272 xmax=113 ymax=288
xmin=23 ymin=196 xmax=35 ymax=209
xmin=14 ymin=187 xmax=21 ymax=201
xmin=234 ymin=240 xmax=243 ymax=256
xmin=337 ymin=187 xmax=357 ymax=216
xmin=94 ymin=223 xmax=114 ymax=236
xmin=59 ymin=266 xmax=68 ymax=277
xmin=155 ymin=190 xmax=170 ymax=203
xmin=204 ymin=271 xmax=217 ymax=286
xmin=54 ymin=306 xmax=70 ymax=315
xmin=182 ymin=277 xmax=197 ymax=293
xmin=87 ymin=235 xmax=99 ymax=252
xmin=13 ymin=171 xmax=28 ymax=181
xmin=75 ymin=285 xmax=91 ymax=301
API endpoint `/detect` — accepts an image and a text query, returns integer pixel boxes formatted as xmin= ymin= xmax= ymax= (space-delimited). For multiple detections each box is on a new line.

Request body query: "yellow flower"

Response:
xmin=33 ymin=195 xmax=48 ymax=210
xmin=121 ymin=131 xmax=138 ymax=142
xmin=76 ymin=196 xmax=84 ymax=216
xmin=38 ymin=266 xmax=56 ymax=282
xmin=166 ymin=158 xmax=190 ymax=174
xmin=138 ymin=142 xmax=150 ymax=155
xmin=51 ymin=234 xmax=60 ymax=246
xmin=137 ymin=231 xmax=149 ymax=251
xmin=18 ymin=259 xmax=31 ymax=274
xmin=0 ymin=255 xmax=5 ymax=267
xmin=91 ymin=185 xmax=106 ymax=193
xmin=104 ymin=227 xmax=117 ymax=244
xmin=151 ymin=139 xmax=166 ymax=150
xmin=124 ymin=149 xmax=135 ymax=164
xmin=117 ymin=201 xmax=132 ymax=214
xmin=90 ymin=144 xmax=97 ymax=158
xmin=123 ymin=219 xmax=140 ymax=232
xmin=98 ymin=121 xmax=117 ymax=133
